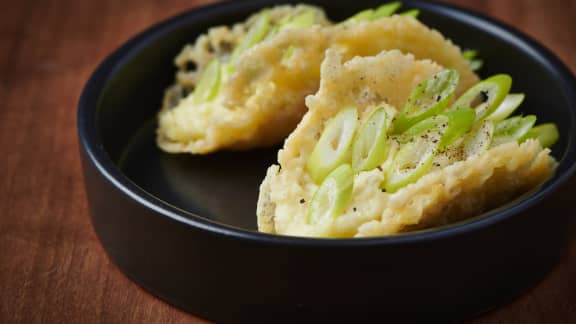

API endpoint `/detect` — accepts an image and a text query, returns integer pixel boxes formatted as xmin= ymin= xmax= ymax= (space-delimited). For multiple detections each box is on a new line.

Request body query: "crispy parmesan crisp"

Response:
xmin=157 ymin=9 xmax=478 ymax=154
xmin=256 ymin=50 xmax=556 ymax=237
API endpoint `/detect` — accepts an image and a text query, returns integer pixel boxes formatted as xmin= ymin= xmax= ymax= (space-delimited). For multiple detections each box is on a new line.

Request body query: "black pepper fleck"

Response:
xmin=299 ymin=198 xmax=305 ymax=204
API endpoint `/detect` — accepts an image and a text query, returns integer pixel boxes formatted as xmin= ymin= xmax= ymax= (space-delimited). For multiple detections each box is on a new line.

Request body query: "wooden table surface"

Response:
xmin=1 ymin=0 xmax=575 ymax=322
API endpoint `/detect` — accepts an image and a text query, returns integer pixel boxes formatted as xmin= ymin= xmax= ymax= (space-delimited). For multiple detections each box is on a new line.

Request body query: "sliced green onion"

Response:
xmin=399 ymin=9 xmax=420 ymax=18
xmin=440 ymin=108 xmax=476 ymax=149
xmin=231 ymin=9 xmax=271 ymax=62
xmin=452 ymin=74 xmax=512 ymax=121
xmin=342 ymin=2 xmax=401 ymax=23
xmin=383 ymin=107 xmax=474 ymax=191
xmin=401 ymin=115 xmax=448 ymax=140
xmin=384 ymin=128 xmax=442 ymax=193
xmin=492 ymin=115 xmax=537 ymax=147
xmin=307 ymin=107 xmax=358 ymax=183
xmin=307 ymin=164 xmax=354 ymax=225
xmin=352 ymin=106 xmax=390 ymax=172
xmin=401 ymin=108 xmax=475 ymax=150
xmin=220 ymin=61 xmax=235 ymax=83
xmin=393 ymin=69 xmax=460 ymax=134
xmin=486 ymin=93 xmax=525 ymax=122
xmin=462 ymin=50 xmax=482 ymax=71
xmin=522 ymin=123 xmax=559 ymax=148
xmin=469 ymin=59 xmax=483 ymax=71
xmin=462 ymin=49 xmax=478 ymax=60
xmin=373 ymin=2 xmax=402 ymax=18
xmin=278 ymin=9 xmax=316 ymax=32
xmin=462 ymin=120 xmax=495 ymax=158
xmin=192 ymin=58 xmax=221 ymax=104
xmin=342 ymin=8 xmax=374 ymax=24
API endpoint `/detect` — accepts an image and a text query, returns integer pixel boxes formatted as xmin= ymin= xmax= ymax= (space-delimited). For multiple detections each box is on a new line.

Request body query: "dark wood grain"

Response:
xmin=0 ymin=0 xmax=574 ymax=322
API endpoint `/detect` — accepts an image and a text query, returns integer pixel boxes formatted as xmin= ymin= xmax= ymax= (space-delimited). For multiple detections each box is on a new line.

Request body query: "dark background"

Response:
xmin=1 ymin=0 xmax=575 ymax=322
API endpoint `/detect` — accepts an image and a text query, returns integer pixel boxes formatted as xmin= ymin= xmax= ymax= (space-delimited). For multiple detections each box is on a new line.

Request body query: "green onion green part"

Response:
xmin=344 ymin=9 xmax=374 ymax=23
xmin=452 ymin=74 xmax=512 ymax=121
xmin=522 ymin=123 xmax=559 ymax=148
xmin=486 ymin=93 xmax=525 ymax=122
xmin=393 ymin=69 xmax=460 ymax=134
xmin=192 ymin=58 xmax=221 ymax=104
xmin=307 ymin=164 xmax=354 ymax=225
xmin=469 ymin=59 xmax=483 ymax=71
xmin=231 ymin=9 xmax=271 ymax=63
xmin=462 ymin=49 xmax=483 ymax=71
xmin=373 ymin=2 xmax=402 ymax=19
xmin=462 ymin=49 xmax=478 ymax=60
xmin=439 ymin=108 xmax=476 ymax=149
xmin=384 ymin=131 xmax=441 ymax=193
xmin=385 ymin=119 xmax=445 ymax=192
xmin=352 ymin=106 xmax=391 ymax=172
xmin=400 ymin=114 xmax=448 ymax=140
xmin=492 ymin=115 xmax=537 ymax=147
xmin=342 ymin=2 xmax=401 ymax=23
xmin=277 ymin=8 xmax=317 ymax=33
xmin=307 ymin=107 xmax=358 ymax=184
xmin=399 ymin=9 xmax=420 ymax=18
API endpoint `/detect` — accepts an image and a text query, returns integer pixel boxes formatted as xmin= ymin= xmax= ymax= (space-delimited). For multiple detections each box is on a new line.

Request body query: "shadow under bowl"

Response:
xmin=78 ymin=0 xmax=576 ymax=322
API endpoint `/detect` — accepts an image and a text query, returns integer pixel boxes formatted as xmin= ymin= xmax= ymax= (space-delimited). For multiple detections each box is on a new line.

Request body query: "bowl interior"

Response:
xmin=92 ymin=0 xmax=576 ymax=232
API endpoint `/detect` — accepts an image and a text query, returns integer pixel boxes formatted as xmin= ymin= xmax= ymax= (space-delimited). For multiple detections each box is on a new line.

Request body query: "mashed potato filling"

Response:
xmin=158 ymin=4 xmax=479 ymax=154
xmin=256 ymin=50 xmax=556 ymax=238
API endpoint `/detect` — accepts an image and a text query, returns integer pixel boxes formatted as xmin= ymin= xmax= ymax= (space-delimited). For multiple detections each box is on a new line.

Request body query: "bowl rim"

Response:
xmin=78 ymin=0 xmax=576 ymax=247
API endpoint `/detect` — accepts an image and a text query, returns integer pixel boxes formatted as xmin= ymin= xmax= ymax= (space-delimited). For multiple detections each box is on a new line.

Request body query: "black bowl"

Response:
xmin=78 ymin=0 xmax=576 ymax=322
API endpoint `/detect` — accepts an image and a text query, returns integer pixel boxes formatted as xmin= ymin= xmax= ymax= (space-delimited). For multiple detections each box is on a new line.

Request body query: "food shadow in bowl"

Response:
xmin=78 ymin=0 xmax=576 ymax=322
xmin=118 ymin=119 xmax=279 ymax=231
